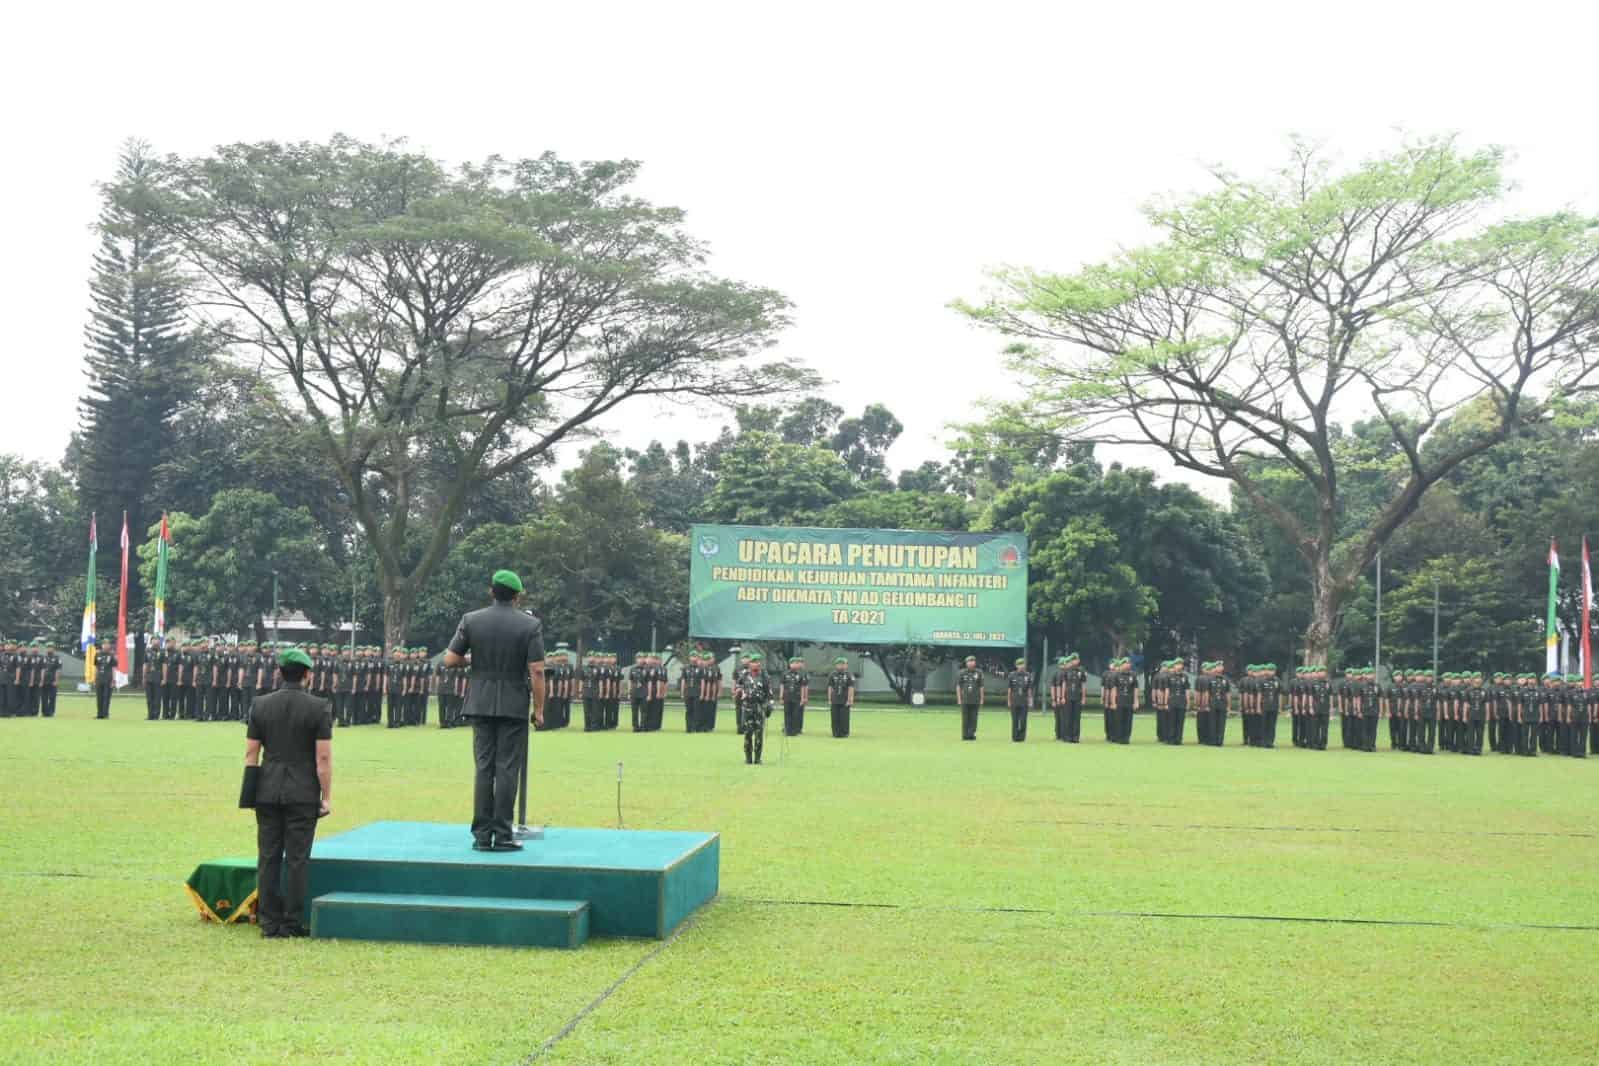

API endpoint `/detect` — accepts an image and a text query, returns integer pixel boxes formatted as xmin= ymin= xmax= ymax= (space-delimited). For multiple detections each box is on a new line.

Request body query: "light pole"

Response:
xmin=1373 ymin=550 xmax=1382 ymax=679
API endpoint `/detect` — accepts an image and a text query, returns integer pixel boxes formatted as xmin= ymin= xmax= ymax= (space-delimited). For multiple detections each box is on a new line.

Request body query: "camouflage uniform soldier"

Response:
xmin=738 ymin=658 xmax=774 ymax=765
xmin=1006 ymin=657 xmax=1032 ymax=743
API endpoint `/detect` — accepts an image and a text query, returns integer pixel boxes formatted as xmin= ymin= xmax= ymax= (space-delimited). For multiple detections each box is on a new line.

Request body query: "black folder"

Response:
xmin=239 ymin=765 xmax=260 ymax=809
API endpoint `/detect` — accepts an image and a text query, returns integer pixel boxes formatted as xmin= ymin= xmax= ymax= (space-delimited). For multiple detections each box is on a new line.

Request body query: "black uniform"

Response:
xmin=1258 ymin=674 xmax=1280 ymax=748
xmin=247 ymin=680 xmax=332 ymax=936
xmin=1112 ymin=672 xmax=1137 ymax=743
xmin=1166 ymin=671 xmax=1189 ymax=745
xmin=448 ymin=602 xmax=545 ymax=849
xmin=630 ymin=662 xmax=649 ymax=732
xmin=780 ymin=667 xmax=807 ymax=737
xmin=826 ymin=668 xmax=854 ymax=738
xmin=94 ymin=649 xmax=116 ymax=718
xmin=957 ymin=667 xmax=984 ymax=740
xmin=1055 ymin=666 xmax=1085 ymax=743
xmin=1006 ymin=669 xmax=1032 ymax=742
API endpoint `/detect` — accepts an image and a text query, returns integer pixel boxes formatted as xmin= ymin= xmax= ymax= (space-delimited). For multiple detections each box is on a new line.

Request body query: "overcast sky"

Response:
xmin=4 ymin=0 xmax=1596 ymax=502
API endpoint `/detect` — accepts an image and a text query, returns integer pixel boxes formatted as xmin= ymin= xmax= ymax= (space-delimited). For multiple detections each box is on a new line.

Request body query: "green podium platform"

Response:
xmin=303 ymin=821 xmax=719 ymax=946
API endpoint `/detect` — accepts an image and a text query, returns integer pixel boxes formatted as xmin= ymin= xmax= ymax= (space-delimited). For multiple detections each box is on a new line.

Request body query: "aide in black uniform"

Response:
xmin=445 ymin=570 xmax=546 ymax=852
xmin=245 ymin=647 xmax=333 ymax=938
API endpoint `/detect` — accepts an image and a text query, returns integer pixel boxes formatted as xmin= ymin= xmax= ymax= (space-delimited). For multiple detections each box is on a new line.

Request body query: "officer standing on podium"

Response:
xmin=444 ymin=570 xmax=545 ymax=853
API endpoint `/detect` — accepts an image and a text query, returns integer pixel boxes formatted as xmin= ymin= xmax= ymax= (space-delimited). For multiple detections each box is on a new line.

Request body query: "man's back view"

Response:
xmin=445 ymin=569 xmax=546 ymax=852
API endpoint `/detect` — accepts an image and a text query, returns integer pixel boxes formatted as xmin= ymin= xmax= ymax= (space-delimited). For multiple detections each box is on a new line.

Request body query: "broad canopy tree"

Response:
xmin=148 ymin=137 xmax=810 ymax=650
xmin=960 ymin=138 xmax=1599 ymax=664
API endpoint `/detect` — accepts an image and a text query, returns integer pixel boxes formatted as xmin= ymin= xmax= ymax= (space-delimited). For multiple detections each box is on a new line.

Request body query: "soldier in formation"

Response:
xmin=826 ymin=656 xmax=855 ymax=738
xmin=1050 ymin=653 xmax=1085 ymax=743
xmin=1005 ymin=656 xmax=1032 ymax=742
xmin=956 ymin=655 xmax=984 ymax=740
xmin=1193 ymin=661 xmax=1231 ymax=746
xmin=780 ymin=655 xmax=808 ymax=736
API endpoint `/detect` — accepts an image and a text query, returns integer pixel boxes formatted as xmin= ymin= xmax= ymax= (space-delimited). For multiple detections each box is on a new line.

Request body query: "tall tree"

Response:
xmin=828 ymin=403 xmax=904 ymax=485
xmin=0 ymin=456 xmax=80 ymax=638
xmin=960 ymin=137 xmax=1599 ymax=662
xmin=149 ymin=138 xmax=809 ymax=650
xmin=77 ymin=141 xmax=205 ymax=651
xmin=702 ymin=432 xmax=858 ymax=525
xmin=136 ymin=491 xmax=338 ymax=639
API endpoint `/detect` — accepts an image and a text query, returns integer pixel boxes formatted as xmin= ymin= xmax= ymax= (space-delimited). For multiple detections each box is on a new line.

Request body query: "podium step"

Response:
xmin=310 ymin=892 xmax=589 ymax=949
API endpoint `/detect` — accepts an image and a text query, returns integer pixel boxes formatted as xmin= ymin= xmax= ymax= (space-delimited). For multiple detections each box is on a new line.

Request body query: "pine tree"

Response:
xmin=77 ymin=140 xmax=201 ymax=655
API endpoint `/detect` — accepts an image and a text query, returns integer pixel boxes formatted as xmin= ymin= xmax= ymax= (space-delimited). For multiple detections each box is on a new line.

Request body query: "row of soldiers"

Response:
xmin=140 ymin=639 xmax=473 ymax=729
xmin=0 ymin=639 xmax=64 ymax=718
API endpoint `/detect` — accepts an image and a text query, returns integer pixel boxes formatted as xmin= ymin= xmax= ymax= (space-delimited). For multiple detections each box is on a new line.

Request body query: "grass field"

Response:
xmin=3 ymin=692 xmax=1597 ymax=1065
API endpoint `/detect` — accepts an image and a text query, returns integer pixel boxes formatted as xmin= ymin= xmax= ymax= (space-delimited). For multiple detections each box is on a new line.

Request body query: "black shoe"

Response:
xmin=491 ymin=840 xmax=523 ymax=852
xmin=471 ymin=840 xmax=494 ymax=852
xmin=261 ymin=927 xmax=284 ymax=939
xmin=283 ymin=926 xmax=310 ymax=938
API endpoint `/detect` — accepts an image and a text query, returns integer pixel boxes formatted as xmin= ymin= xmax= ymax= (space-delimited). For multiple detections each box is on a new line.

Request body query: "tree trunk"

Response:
xmin=382 ymin=585 xmax=412 ymax=655
xmin=1301 ymin=556 xmax=1349 ymax=667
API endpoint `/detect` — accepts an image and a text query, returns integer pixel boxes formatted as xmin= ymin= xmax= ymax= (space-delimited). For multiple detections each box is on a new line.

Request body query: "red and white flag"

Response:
xmin=115 ymin=512 xmax=130 ymax=687
xmin=1583 ymin=536 xmax=1594 ymax=689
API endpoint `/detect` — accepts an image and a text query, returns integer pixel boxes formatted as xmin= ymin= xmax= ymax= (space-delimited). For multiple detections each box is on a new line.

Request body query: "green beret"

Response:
xmin=1566 ymin=674 xmax=1582 ymax=682
xmin=1014 ymin=658 xmax=1026 ymax=667
xmin=279 ymin=647 xmax=313 ymax=669
xmin=491 ymin=569 xmax=523 ymax=594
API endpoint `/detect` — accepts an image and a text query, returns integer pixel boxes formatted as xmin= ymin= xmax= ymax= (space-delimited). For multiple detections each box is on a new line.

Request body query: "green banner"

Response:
xmin=690 ymin=524 xmax=1027 ymax=647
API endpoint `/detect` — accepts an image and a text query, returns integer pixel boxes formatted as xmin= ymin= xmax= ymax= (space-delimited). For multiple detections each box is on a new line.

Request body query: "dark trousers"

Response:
xmin=95 ymin=683 xmax=113 ymax=718
xmin=256 ymin=802 xmax=319 ymax=934
xmin=631 ymin=697 xmax=646 ymax=732
xmin=1311 ymin=710 xmax=1328 ymax=750
xmin=1261 ymin=710 xmax=1279 ymax=747
xmin=145 ymin=685 xmax=160 ymax=720
xmin=704 ymin=699 xmax=719 ymax=732
xmin=1515 ymin=720 xmax=1537 ymax=756
xmin=1196 ymin=709 xmax=1212 ymax=745
xmin=41 ymin=687 xmax=57 ymax=717
xmin=1212 ymin=709 xmax=1228 ymax=746
xmin=742 ymin=708 xmax=766 ymax=763
xmin=783 ymin=700 xmax=804 ymax=736
xmin=1417 ymin=717 xmax=1437 ymax=753
xmin=831 ymin=703 xmax=850 ymax=738
xmin=1170 ymin=707 xmax=1187 ymax=745
xmin=470 ymin=715 xmax=528 ymax=845
xmin=1112 ymin=707 xmax=1133 ymax=744
xmin=1467 ymin=719 xmax=1486 ymax=755
xmin=1010 ymin=706 xmax=1027 ymax=742
xmin=961 ymin=703 xmax=979 ymax=740
xmin=1104 ymin=704 xmax=1117 ymax=741
xmin=583 ymin=697 xmax=600 ymax=732
xmin=1063 ymin=702 xmax=1081 ymax=742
